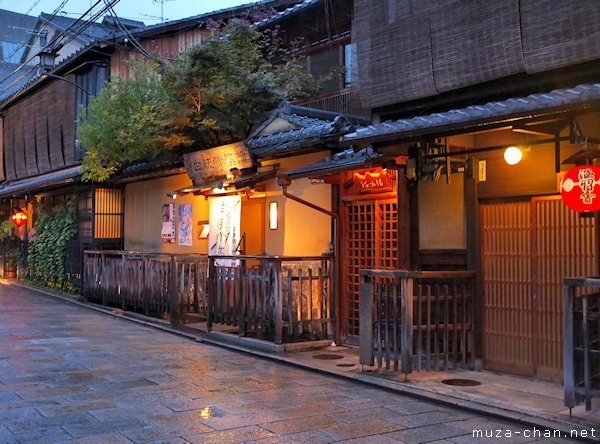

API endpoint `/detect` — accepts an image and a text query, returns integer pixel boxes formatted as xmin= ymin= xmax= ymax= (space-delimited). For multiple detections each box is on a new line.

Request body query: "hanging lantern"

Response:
xmin=10 ymin=208 xmax=27 ymax=227
xmin=560 ymin=165 xmax=600 ymax=213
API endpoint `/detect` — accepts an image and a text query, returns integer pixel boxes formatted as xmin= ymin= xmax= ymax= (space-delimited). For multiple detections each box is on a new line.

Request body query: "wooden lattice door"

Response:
xmin=482 ymin=196 xmax=596 ymax=381
xmin=344 ymin=199 xmax=398 ymax=343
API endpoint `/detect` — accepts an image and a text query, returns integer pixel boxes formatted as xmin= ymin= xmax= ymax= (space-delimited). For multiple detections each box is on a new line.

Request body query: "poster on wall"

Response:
xmin=160 ymin=203 xmax=175 ymax=243
xmin=178 ymin=204 xmax=193 ymax=246
xmin=208 ymin=195 xmax=241 ymax=266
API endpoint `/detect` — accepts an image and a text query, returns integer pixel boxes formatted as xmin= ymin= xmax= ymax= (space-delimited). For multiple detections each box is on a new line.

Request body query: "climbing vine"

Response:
xmin=28 ymin=198 xmax=78 ymax=290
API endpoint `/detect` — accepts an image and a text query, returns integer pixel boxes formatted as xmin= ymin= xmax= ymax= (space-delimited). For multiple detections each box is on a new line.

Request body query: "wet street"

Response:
xmin=0 ymin=284 xmax=577 ymax=443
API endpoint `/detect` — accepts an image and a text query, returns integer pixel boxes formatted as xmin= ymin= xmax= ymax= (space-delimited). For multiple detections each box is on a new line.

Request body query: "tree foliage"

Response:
xmin=27 ymin=198 xmax=78 ymax=291
xmin=80 ymin=20 xmax=319 ymax=182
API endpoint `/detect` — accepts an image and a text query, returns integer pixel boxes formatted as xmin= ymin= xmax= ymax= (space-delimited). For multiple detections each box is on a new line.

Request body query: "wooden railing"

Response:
xmin=82 ymin=251 xmax=333 ymax=344
xmin=82 ymin=251 xmax=208 ymax=323
xmin=563 ymin=277 xmax=600 ymax=411
xmin=359 ymin=269 xmax=475 ymax=375
xmin=208 ymin=255 xmax=333 ymax=344
xmin=296 ymin=89 xmax=366 ymax=117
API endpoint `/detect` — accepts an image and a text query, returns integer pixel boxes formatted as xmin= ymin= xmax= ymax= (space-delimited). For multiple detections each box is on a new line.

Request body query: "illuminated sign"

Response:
xmin=10 ymin=208 xmax=27 ymax=227
xmin=354 ymin=170 xmax=392 ymax=194
xmin=560 ymin=165 xmax=600 ymax=213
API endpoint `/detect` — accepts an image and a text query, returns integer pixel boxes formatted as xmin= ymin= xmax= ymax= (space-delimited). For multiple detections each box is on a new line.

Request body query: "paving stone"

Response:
xmin=262 ymin=414 xmax=340 ymax=434
xmin=4 ymin=412 xmax=95 ymax=433
xmin=246 ymin=429 xmax=334 ymax=444
xmin=275 ymin=401 xmax=347 ymax=419
xmin=322 ymin=419 xmax=405 ymax=440
xmin=329 ymin=406 xmax=401 ymax=424
xmin=387 ymin=410 xmax=470 ymax=428
xmin=62 ymin=417 xmax=149 ymax=439
xmin=60 ymin=432 xmax=134 ymax=443
xmin=185 ymin=425 xmax=275 ymax=444
xmin=389 ymin=424 xmax=469 ymax=444
xmin=0 ymin=425 xmax=74 ymax=444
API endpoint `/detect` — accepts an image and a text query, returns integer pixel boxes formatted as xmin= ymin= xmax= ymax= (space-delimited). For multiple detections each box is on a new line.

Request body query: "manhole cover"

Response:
xmin=312 ymin=353 xmax=344 ymax=360
xmin=441 ymin=378 xmax=481 ymax=387
xmin=336 ymin=363 xmax=355 ymax=367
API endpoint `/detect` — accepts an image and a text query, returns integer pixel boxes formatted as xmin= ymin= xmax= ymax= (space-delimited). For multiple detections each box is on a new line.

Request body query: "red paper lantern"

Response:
xmin=560 ymin=165 xmax=600 ymax=213
xmin=10 ymin=208 xmax=27 ymax=227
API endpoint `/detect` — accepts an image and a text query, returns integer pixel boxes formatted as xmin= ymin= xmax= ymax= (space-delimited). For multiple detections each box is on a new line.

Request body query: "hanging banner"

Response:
xmin=161 ymin=203 xmax=175 ymax=243
xmin=560 ymin=165 xmax=600 ymax=213
xmin=178 ymin=204 xmax=193 ymax=246
xmin=209 ymin=195 xmax=241 ymax=266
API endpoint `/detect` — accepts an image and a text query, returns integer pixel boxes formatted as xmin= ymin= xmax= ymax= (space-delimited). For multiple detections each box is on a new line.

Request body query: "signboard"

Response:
xmin=208 ymin=195 xmax=241 ymax=266
xmin=160 ymin=203 xmax=175 ymax=243
xmin=354 ymin=170 xmax=392 ymax=194
xmin=178 ymin=204 xmax=193 ymax=246
xmin=183 ymin=142 xmax=253 ymax=186
xmin=560 ymin=165 xmax=600 ymax=213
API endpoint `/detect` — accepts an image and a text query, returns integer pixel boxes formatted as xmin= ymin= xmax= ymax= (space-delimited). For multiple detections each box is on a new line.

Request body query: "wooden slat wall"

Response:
xmin=3 ymin=79 xmax=76 ymax=181
xmin=534 ymin=197 xmax=596 ymax=380
xmin=483 ymin=197 xmax=596 ymax=381
xmin=482 ymin=200 xmax=534 ymax=375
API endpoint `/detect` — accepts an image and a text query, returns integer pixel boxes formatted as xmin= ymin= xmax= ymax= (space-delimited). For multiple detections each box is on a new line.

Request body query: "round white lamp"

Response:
xmin=504 ymin=146 xmax=523 ymax=165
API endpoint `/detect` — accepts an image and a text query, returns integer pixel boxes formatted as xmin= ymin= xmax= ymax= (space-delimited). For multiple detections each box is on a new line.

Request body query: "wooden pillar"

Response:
xmin=397 ymin=173 xmax=412 ymax=269
xmin=465 ymin=157 xmax=483 ymax=369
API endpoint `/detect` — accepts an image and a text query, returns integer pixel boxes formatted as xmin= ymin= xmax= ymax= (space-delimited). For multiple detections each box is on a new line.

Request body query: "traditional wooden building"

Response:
xmin=285 ymin=0 xmax=600 ymax=381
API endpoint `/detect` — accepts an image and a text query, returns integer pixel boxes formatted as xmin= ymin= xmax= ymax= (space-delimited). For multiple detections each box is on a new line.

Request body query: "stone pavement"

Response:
xmin=0 ymin=283 xmax=592 ymax=443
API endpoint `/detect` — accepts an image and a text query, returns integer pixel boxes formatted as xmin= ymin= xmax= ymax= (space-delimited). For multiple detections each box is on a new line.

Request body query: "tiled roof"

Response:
xmin=253 ymin=0 xmax=320 ymax=28
xmin=284 ymin=147 xmax=382 ymax=179
xmin=0 ymin=166 xmax=81 ymax=198
xmin=39 ymin=13 xmax=114 ymax=44
xmin=342 ymin=83 xmax=600 ymax=144
xmin=0 ymin=62 xmax=40 ymax=102
xmin=247 ymin=102 xmax=369 ymax=159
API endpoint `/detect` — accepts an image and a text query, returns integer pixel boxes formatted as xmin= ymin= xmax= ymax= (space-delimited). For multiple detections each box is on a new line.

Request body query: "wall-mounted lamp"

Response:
xmin=504 ymin=146 xmax=523 ymax=165
xmin=166 ymin=192 xmax=177 ymax=199
xmin=269 ymin=201 xmax=278 ymax=230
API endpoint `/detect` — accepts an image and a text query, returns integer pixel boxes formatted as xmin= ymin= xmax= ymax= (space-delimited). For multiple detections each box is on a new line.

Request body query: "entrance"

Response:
xmin=481 ymin=196 xmax=596 ymax=381
xmin=343 ymin=198 xmax=398 ymax=344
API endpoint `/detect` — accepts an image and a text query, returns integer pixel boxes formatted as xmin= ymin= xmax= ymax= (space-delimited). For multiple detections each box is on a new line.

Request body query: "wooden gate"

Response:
xmin=482 ymin=196 xmax=596 ymax=381
xmin=344 ymin=198 xmax=398 ymax=343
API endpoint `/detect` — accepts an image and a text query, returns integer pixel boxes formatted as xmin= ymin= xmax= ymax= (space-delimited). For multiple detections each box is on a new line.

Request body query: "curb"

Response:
xmin=4 ymin=280 xmax=598 ymax=443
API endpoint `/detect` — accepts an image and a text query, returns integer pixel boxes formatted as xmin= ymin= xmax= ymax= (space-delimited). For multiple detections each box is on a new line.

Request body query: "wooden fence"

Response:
xmin=208 ymin=255 xmax=333 ymax=344
xmin=563 ymin=277 xmax=600 ymax=411
xmin=359 ymin=269 xmax=475 ymax=375
xmin=83 ymin=251 xmax=208 ymax=322
xmin=82 ymin=251 xmax=333 ymax=344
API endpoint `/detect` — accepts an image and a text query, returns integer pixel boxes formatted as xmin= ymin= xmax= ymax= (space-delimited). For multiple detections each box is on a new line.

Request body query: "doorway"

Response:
xmin=342 ymin=198 xmax=398 ymax=344
xmin=481 ymin=196 xmax=596 ymax=381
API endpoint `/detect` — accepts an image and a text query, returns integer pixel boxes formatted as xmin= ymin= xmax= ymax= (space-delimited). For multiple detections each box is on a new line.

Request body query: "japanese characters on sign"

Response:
xmin=560 ymin=165 xmax=600 ymax=213
xmin=183 ymin=142 xmax=253 ymax=186
xmin=354 ymin=170 xmax=393 ymax=194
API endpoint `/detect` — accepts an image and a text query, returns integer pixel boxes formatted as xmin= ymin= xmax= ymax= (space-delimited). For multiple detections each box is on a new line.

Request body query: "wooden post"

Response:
xmin=207 ymin=257 xmax=215 ymax=331
xmin=274 ymin=259 xmax=283 ymax=344
xmin=170 ymin=255 xmax=178 ymax=325
xmin=359 ymin=272 xmax=374 ymax=366
xmin=563 ymin=281 xmax=576 ymax=408
xmin=120 ymin=253 xmax=126 ymax=310
xmin=400 ymin=277 xmax=414 ymax=375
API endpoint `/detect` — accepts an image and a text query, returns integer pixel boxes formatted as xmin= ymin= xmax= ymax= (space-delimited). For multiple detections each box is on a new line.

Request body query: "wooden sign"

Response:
xmin=560 ymin=165 xmax=600 ymax=212
xmin=183 ymin=142 xmax=253 ymax=186
xmin=354 ymin=170 xmax=392 ymax=194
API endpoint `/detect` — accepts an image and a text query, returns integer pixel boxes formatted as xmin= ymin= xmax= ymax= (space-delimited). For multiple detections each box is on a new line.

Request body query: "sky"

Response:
xmin=0 ymin=0 xmax=254 ymax=25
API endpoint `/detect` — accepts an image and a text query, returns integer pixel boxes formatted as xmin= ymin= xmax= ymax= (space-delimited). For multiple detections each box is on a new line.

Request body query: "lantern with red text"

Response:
xmin=560 ymin=165 xmax=600 ymax=213
xmin=10 ymin=208 xmax=27 ymax=227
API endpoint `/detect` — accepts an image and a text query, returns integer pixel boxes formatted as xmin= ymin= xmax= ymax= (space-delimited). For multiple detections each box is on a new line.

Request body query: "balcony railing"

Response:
xmin=359 ymin=269 xmax=475 ymax=375
xmin=82 ymin=251 xmax=333 ymax=344
xmin=296 ymin=89 xmax=367 ymax=117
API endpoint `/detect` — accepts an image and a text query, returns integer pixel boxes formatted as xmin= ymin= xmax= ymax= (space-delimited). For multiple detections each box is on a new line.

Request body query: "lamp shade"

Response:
xmin=504 ymin=146 xmax=522 ymax=165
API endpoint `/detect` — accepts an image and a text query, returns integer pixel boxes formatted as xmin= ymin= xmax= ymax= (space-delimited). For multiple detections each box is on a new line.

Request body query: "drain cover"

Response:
xmin=312 ymin=353 xmax=344 ymax=360
xmin=441 ymin=378 xmax=481 ymax=387
xmin=336 ymin=363 xmax=355 ymax=367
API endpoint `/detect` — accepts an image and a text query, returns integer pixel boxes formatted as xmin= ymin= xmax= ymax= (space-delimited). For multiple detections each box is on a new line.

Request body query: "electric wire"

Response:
xmin=103 ymin=0 xmax=153 ymax=59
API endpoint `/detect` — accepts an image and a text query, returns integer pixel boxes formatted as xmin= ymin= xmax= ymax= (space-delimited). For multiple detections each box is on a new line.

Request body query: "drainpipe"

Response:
xmin=278 ymin=176 xmax=338 ymax=342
